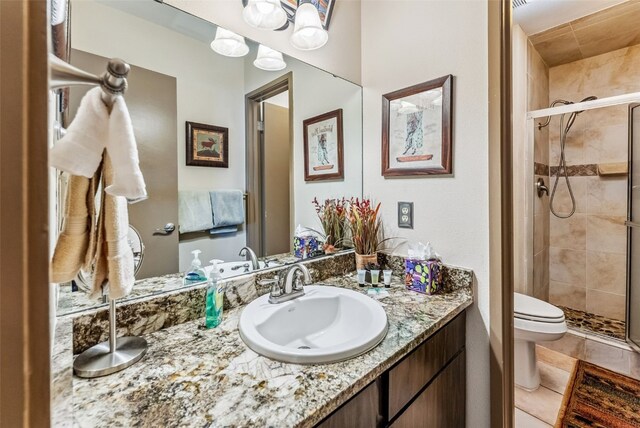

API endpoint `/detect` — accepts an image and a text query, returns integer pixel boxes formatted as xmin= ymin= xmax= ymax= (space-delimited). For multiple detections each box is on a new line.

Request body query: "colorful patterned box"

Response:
xmin=405 ymin=258 xmax=443 ymax=295
xmin=293 ymin=235 xmax=320 ymax=259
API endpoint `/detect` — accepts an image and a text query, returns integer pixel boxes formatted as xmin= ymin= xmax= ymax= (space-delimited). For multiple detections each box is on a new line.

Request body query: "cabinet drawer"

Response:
xmin=316 ymin=378 xmax=383 ymax=428
xmin=390 ymin=350 xmax=466 ymax=428
xmin=388 ymin=312 xmax=465 ymax=419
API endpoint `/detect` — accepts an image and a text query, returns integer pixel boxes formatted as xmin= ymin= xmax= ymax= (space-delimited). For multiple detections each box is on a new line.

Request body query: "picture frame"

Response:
xmin=281 ymin=0 xmax=336 ymax=30
xmin=303 ymin=108 xmax=344 ymax=182
xmin=382 ymin=75 xmax=453 ymax=177
xmin=185 ymin=121 xmax=229 ymax=168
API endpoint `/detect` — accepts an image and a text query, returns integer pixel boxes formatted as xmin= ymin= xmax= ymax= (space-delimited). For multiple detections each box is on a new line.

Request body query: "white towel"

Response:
xmin=49 ymin=87 xmax=108 ymax=177
xmin=178 ymin=191 xmax=214 ymax=233
xmin=49 ymin=87 xmax=147 ymax=203
xmin=104 ymin=96 xmax=147 ymax=203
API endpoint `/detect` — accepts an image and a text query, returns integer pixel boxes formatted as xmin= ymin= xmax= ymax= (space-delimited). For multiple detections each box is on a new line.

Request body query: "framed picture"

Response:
xmin=281 ymin=0 xmax=336 ymax=30
xmin=185 ymin=121 xmax=229 ymax=168
xmin=303 ymin=108 xmax=344 ymax=181
xmin=382 ymin=75 xmax=453 ymax=177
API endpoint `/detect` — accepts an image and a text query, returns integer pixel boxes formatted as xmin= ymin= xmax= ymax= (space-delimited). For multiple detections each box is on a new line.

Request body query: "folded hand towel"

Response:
xmin=49 ymin=87 xmax=147 ymax=203
xmin=210 ymin=190 xmax=244 ymax=228
xmin=89 ymin=153 xmax=135 ymax=300
xmin=209 ymin=225 xmax=239 ymax=235
xmin=50 ymin=173 xmax=91 ymax=283
xmin=104 ymin=96 xmax=147 ymax=203
xmin=49 ymin=87 xmax=109 ymax=178
xmin=179 ymin=191 xmax=214 ymax=233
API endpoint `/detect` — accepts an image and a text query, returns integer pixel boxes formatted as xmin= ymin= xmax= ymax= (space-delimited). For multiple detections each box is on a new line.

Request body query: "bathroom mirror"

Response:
xmin=55 ymin=0 xmax=363 ymax=315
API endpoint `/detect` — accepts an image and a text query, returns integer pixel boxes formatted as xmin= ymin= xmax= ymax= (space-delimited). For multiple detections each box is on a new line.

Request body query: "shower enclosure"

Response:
xmin=524 ymin=94 xmax=640 ymax=350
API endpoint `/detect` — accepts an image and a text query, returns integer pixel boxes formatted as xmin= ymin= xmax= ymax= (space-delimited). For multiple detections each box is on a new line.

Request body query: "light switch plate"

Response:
xmin=398 ymin=202 xmax=413 ymax=229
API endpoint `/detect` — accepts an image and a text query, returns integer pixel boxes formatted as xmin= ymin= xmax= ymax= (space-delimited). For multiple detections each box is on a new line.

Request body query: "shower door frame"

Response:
xmin=526 ymin=92 xmax=640 ymax=351
xmin=627 ymin=103 xmax=640 ymax=352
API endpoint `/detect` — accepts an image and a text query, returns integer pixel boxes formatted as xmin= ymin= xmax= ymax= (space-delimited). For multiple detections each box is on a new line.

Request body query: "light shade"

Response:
xmin=243 ymin=0 xmax=287 ymax=30
xmin=254 ymin=45 xmax=287 ymax=71
xmin=290 ymin=3 xmax=328 ymax=51
xmin=210 ymin=27 xmax=249 ymax=57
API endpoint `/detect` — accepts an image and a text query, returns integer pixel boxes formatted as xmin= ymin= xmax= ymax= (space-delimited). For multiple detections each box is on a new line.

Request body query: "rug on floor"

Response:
xmin=556 ymin=360 xmax=640 ymax=428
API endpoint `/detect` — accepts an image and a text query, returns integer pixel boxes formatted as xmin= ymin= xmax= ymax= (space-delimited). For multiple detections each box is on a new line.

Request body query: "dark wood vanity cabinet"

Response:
xmin=316 ymin=312 xmax=466 ymax=428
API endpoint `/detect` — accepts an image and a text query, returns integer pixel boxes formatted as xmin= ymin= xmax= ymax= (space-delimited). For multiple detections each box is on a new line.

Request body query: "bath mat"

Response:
xmin=556 ymin=360 xmax=640 ymax=428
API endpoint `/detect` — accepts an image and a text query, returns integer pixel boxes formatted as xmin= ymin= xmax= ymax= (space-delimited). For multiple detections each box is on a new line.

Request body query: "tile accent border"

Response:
xmin=549 ymin=164 xmax=599 ymax=177
xmin=534 ymin=162 xmax=549 ymax=176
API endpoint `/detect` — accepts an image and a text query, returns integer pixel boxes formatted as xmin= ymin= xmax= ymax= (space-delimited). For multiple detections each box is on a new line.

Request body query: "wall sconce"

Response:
xmin=243 ymin=0 xmax=287 ymax=30
xmin=254 ymin=45 xmax=287 ymax=71
xmin=290 ymin=2 xmax=328 ymax=50
xmin=210 ymin=27 xmax=250 ymax=57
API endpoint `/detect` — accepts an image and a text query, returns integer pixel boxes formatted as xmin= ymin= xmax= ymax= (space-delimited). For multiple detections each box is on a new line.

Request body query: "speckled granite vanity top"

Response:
xmin=65 ymin=273 xmax=473 ymax=427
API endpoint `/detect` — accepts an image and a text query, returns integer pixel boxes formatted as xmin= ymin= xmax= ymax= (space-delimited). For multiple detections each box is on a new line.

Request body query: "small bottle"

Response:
xmin=184 ymin=250 xmax=207 ymax=285
xmin=206 ymin=259 xmax=224 ymax=328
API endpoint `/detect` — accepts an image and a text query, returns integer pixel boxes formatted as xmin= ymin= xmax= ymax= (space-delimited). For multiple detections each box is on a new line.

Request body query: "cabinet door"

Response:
xmin=388 ymin=312 xmax=465 ymax=418
xmin=316 ymin=378 xmax=383 ymax=428
xmin=390 ymin=351 xmax=466 ymax=428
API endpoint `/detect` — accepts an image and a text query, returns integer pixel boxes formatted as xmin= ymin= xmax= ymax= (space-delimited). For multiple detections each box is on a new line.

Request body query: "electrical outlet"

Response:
xmin=398 ymin=202 xmax=413 ymax=229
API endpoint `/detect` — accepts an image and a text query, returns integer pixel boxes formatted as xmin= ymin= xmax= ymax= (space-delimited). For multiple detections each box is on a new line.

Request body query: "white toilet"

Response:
xmin=514 ymin=292 xmax=567 ymax=391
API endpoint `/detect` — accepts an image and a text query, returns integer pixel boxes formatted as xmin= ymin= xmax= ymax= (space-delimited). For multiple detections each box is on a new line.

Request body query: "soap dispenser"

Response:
xmin=206 ymin=259 xmax=225 ymax=328
xmin=184 ymin=250 xmax=207 ymax=285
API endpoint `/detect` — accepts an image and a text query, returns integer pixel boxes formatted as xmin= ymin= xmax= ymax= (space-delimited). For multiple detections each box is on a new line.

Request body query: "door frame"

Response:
xmin=0 ymin=0 xmax=51 ymax=426
xmin=489 ymin=0 xmax=514 ymax=427
xmin=245 ymin=73 xmax=294 ymax=256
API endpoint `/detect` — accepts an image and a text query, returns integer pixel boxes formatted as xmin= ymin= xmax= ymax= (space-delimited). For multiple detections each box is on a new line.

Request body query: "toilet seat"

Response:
xmin=514 ymin=293 xmax=565 ymax=323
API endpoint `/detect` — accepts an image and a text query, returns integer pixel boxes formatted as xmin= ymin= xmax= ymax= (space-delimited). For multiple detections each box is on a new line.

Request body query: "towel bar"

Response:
xmin=49 ymin=53 xmax=130 ymax=108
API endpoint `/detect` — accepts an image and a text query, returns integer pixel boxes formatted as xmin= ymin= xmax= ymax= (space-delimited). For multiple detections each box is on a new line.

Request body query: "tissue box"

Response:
xmin=294 ymin=235 xmax=320 ymax=258
xmin=405 ymin=258 xmax=443 ymax=295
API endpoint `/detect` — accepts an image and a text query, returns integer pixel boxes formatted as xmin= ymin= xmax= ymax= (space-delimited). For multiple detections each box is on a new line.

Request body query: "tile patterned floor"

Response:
xmin=516 ymin=342 xmax=640 ymax=427
xmin=559 ymin=306 xmax=626 ymax=341
xmin=515 ymin=346 xmax=576 ymax=427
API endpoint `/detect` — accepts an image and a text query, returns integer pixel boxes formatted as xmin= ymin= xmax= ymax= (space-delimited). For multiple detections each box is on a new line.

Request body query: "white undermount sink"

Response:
xmin=239 ymin=285 xmax=388 ymax=364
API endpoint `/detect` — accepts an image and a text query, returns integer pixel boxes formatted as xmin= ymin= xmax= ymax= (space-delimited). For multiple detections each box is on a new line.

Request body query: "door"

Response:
xmin=263 ymin=102 xmax=291 ymax=256
xmin=628 ymin=103 xmax=640 ymax=351
xmin=69 ymin=49 xmax=178 ymax=279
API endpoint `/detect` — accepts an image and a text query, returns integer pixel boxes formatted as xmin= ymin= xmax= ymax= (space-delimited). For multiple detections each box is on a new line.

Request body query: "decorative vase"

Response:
xmin=355 ymin=253 xmax=378 ymax=270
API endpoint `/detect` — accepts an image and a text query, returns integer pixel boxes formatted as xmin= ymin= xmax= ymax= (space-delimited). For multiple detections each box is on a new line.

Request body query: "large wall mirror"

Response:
xmin=56 ymin=0 xmax=363 ymax=315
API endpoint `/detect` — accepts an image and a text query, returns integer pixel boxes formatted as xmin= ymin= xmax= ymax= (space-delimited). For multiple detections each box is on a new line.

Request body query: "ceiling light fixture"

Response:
xmin=243 ymin=0 xmax=287 ymax=30
xmin=290 ymin=2 xmax=328 ymax=51
xmin=254 ymin=45 xmax=287 ymax=71
xmin=210 ymin=27 xmax=250 ymax=57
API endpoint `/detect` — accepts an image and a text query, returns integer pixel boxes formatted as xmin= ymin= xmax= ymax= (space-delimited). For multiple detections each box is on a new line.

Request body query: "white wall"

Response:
xmin=244 ymin=51 xmax=363 ymax=234
xmin=165 ymin=0 xmax=362 ymax=85
xmin=71 ymin=1 xmax=248 ymax=271
xmin=361 ymin=1 xmax=489 ymax=426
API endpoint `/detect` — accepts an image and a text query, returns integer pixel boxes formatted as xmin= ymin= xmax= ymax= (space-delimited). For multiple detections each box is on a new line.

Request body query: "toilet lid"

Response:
xmin=514 ymin=293 xmax=565 ymax=323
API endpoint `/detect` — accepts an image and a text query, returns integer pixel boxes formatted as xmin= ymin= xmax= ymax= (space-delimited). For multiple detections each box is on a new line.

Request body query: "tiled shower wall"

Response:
xmin=529 ymin=41 xmax=550 ymax=301
xmin=544 ymin=44 xmax=640 ymax=321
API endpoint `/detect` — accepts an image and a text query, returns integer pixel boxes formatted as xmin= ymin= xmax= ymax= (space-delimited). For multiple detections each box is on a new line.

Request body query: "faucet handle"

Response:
xmin=258 ymin=276 xmax=282 ymax=297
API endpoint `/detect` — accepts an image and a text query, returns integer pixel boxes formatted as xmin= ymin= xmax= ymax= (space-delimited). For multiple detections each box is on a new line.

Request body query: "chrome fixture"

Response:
xmin=536 ymin=177 xmax=549 ymax=198
xmin=231 ymin=263 xmax=251 ymax=273
xmin=260 ymin=263 xmax=311 ymax=304
xmin=263 ymin=258 xmax=278 ymax=267
xmin=239 ymin=246 xmax=260 ymax=270
xmin=153 ymin=222 xmax=175 ymax=236
xmin=50 ymin=53 xmax=148 ymax=377
xmin=538 ymin=96 xmax=598 ymax=218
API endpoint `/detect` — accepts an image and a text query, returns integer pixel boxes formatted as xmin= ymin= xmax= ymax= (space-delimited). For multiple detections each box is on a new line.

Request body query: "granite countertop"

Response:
xmin=68 ymin=273 xmax=473 ymax=427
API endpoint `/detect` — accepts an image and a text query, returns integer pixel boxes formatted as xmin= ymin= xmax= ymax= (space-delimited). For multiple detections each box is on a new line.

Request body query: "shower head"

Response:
xmin=565 ymin=95 xmax=598 ymax=130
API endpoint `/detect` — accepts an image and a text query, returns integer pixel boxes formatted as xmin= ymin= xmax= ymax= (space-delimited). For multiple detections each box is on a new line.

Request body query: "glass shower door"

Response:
xmin=627 ymin=103 xmax=640 ymax=351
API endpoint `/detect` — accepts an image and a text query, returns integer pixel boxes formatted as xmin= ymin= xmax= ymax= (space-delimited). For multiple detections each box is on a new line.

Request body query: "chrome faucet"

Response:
xmin=238 ymin=246 xmax=259 ymax=270
xmin=261 ymin=263 xmax=312 ymax=304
